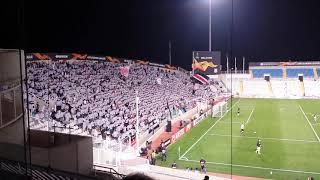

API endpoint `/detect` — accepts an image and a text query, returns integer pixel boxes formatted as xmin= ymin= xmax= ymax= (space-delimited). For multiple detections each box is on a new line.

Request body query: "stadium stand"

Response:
xmin=286 ymin=68 xmax=314 ymax=78
xmin=242 ymin=80 xmax=270 ymax=97
xmin=270 ymin=80 xmax=286 ymax=97
xmin=285 ymin=80 xmax=301 ymax=96
xmin=26 ymin=60 xmax=225 ymax=145
xmin=252 ymin=69 xmax=282 ymax=78
xmin=0 ymin=157 xmax=107 ymax=180
xmin=236 ymin=79 xmax=319 ymax=98
xmin=304 ymin=80 xmax=320 ymax=97
xmin=224 ymin=80 xmax=240 ymax=95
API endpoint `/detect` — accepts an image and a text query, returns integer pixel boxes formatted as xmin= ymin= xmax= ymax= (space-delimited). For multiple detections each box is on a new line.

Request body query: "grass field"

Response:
xmin=157 ymin=98 xmax=320 ymax=179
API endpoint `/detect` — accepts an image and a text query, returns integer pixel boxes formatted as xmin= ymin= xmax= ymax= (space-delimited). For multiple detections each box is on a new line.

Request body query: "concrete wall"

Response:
xmin=31 ymin=136 xmax=93 ymax=175
xmin=0 ymin=49 xmax=26 ymax=146
xmin=77 ymin=137 xmax=93 ymax=174
xmin=0 ymin=116 xmax=25 ymax=145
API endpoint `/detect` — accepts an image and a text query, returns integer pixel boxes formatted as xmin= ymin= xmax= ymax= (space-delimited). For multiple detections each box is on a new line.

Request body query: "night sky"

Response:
xmin=2 ymin=0 xmax=320 ymax=70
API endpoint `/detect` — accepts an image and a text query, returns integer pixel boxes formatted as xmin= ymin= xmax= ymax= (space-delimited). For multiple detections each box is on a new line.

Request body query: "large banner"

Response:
xmin=250 ymin=61 xmax=320 ymax=67
xmin=192 ymin=51 xmax=221 ymax=75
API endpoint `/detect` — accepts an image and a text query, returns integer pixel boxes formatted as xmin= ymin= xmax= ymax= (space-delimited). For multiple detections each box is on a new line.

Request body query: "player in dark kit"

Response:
xmin=256 ymin=139 xmax=262 ymax=155
xmin=237 ymin=107 xmax=240 ymax=116
xmin=200 ymin=158 xmax=207 ymax=173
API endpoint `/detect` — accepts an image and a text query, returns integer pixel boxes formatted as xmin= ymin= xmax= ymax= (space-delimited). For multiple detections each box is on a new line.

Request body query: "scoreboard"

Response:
xmin=192 ymin=51 xmax=221 ymax=75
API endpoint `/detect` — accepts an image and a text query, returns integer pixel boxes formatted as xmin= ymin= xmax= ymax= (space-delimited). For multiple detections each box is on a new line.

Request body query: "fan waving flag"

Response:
xmin=167 ymin=100 xmax=172 ymax=119
xmin=156 ymin=77 xmax=162 ymax=85
xmin=191 ymin=71 xmax=209 ymax=85
xmin=119 ymin=66 xmax=130 ymax=77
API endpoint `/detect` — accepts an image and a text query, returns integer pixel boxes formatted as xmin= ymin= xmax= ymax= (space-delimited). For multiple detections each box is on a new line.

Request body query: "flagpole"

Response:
xmin=242 ymin=56 xmax=245 ymax=74
xmin=209 ymin=0 xmax=212 ymax=51
xmin=135 ymin=91 xmax=139 ymax=151
xmin=234 ymin=57 xmax=237 ymax=74
xmin=226 ymin=55 xmax=229 ymax=74
xmin=192 ymin=51 xmax=195 ymax=75
xmin=169 ymin=41 xmax=172 ymax=65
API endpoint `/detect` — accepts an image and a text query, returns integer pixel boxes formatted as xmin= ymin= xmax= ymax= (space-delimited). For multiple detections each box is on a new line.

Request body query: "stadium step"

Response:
xmin=300 ymin=81 xmax=305 ymax=96
xmin=239 ymin=80 xmax=243 ymax=95
xmin=282 ymin=67 xmax=286 ymax=79
xmin=313 ymin=67 xmax=318 ymax=79
xmin=267 ymin=81 xmax=273 ymax=95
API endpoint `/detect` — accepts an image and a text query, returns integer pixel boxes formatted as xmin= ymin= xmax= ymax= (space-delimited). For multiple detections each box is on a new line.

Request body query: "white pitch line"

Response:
xmin=208 ymin=133 xmax=319 ymax=143
xmin=179 ymin=99 xmax=240 ymax=160
xmin=219 ymin=121 xmax=241 ymax=124
xmin=299 ymin=105 xmax=320 ymax=142
xmin=245 ymin=107 xmax=255 ymax=124
xmin=180 ymin=159 xmax=320 ymax=175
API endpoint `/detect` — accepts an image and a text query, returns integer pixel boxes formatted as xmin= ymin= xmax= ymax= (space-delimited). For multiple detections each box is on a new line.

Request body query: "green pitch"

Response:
xmin=157 ymin=98 xmax=320 ymax=179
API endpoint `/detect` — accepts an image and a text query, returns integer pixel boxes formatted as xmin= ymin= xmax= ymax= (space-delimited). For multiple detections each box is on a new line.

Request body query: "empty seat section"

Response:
xmin=304 ymin=80 xmax=320 ymax=97
xmin=286 ymin=68 xmax=314 ymax=78
xmin=252 ymin=69 xmax=282 ymax=78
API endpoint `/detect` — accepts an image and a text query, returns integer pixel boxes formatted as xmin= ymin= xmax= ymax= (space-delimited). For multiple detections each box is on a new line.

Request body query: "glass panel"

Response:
xmin=14 ymin=87 xmax=23 ymax=117
xmin=1 ymin=90 xmax=15 ymax=125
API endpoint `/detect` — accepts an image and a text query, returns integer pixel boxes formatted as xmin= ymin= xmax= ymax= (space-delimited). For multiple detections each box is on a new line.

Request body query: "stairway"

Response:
xmin=300 ymin=81 xmax=305 ymax=96
xmin=313 ymin=68 xmax=318 ymax=79
xmin=239 ymin=80 xmax=243 ymax=96
xmin=267 ymin=81 xmax=273 ymax=95
xmin=282 ymin=68 xmax=287 ymax=79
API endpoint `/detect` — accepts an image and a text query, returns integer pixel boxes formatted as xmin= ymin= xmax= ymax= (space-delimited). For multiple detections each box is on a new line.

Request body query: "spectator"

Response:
xmin=26 ymin=60 xmax=225 ymax=146
xmin=151 ymin=150 xmax=156 ymax=165
xmin=161 ymin=147 xmax=166 ymax=161
xmin=171 ymin=161 xmax=177 ymax=169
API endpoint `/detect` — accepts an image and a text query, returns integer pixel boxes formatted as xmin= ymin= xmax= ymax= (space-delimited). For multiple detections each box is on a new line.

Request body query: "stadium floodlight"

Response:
xmin=199 ymin=0 xmax=223 ymax=51
xmin=209 ymin=0 xmax=212 ymax=51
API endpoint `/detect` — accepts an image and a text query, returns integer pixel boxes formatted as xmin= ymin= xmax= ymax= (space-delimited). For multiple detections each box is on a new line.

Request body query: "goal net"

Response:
xmin=212 ymin=101 xmax=228 ymax=118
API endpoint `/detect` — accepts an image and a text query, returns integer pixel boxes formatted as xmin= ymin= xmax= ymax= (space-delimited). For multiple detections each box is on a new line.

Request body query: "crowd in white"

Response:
xmin=26 ymin=60 xmax=225 ymax=142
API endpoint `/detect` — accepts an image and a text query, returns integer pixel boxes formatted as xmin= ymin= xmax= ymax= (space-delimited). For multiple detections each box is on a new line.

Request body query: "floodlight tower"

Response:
xmin=209 ymin=0 xmax=212 ymax=51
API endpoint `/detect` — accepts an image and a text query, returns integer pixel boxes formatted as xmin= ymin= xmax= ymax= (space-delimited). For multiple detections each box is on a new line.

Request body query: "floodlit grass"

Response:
xmin=157 ymin=98 xmax=320 ymax=179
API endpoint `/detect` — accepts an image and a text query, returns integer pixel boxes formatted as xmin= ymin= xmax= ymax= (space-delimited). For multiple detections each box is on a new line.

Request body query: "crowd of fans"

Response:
xmin=26 ymin=60 xmax=225 ymax=143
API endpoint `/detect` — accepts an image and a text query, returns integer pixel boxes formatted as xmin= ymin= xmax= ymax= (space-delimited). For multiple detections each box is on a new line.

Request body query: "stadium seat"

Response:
xmin=286 ymin=68 xmax=314 ymax=78
xmin=251 ymin=69 xmax=283 ymax=78
xmin=242 ymin=80 xmax=269 ymax=97
xmin=304 ymin=80 xmax=320 ymax=97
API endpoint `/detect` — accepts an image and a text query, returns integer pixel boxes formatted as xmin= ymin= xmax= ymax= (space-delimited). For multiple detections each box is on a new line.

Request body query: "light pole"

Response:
xmin=209 ymin=0 xmax=212 ymax=51
xmin=169 ymin=41 xmax=172 ymax=65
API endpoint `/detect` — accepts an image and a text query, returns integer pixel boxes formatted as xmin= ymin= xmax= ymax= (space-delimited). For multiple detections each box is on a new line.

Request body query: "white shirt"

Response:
xmin=241 ymin=124 xmax=244 ymax=129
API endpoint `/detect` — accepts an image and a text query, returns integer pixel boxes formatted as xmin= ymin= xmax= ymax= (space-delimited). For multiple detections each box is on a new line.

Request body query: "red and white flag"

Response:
xmin=119 ymin=66 xmax=130 ymax=77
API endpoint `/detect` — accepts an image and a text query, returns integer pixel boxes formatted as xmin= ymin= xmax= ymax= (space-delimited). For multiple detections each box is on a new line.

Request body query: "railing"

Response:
xmin=93 ymin=164 xmax=125 ymax=179
xmin=0 ymin=157 xmax=99 ymax=180
xmin=220 ymin=70 xmax=250 ymax=74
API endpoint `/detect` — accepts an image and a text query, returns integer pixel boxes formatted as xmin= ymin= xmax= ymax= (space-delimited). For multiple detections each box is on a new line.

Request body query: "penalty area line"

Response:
xmin=208 ymin=133 xmax=319 ymax=143
xmin=245 ymin=107 xmax=255 ymax=124
xmin=179 ymin=99 xmax=240 ymax=160
xmin=299 ymin=105 xmax=320 ymax=142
